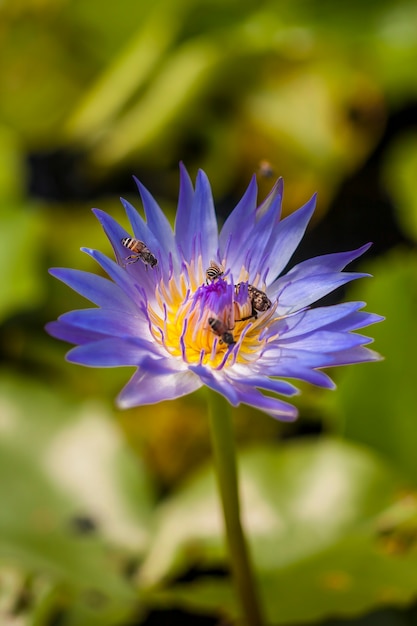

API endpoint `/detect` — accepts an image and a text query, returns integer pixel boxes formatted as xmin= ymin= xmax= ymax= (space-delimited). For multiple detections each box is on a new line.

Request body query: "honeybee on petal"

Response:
xmin=121 ymin=237 xmax=158 ymax=268
xmin=208 ymin=317 xmax=236 ymax=346
xmin=235 ymin=282 xmax=272 ymax=320
xmin=205 ymin=260 xmax=224 ymax=284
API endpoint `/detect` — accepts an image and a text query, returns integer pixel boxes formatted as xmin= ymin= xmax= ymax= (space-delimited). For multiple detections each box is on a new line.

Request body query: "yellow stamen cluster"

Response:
xmin=147 ymin=258 xmax=277 ymax=370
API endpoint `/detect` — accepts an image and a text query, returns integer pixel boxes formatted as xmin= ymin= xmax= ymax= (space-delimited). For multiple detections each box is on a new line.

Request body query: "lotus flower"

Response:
xmin=46 ymin=165 xmax=382 ymax=420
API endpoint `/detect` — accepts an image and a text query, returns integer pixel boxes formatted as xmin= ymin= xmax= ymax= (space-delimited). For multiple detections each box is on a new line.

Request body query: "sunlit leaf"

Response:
xmin=141 ymin=438 xmax=415 ymax=624
xmin=65 ymin=0 xmax=186 ymax=143
xmin=91 ymin=36 xmax=221 ymax=168
xmin=0 ymin=374 xmax=155 ymax=624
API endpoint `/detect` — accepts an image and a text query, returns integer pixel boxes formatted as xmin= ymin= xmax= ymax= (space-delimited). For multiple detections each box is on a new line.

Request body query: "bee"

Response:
xmin=257 ymin=159 xmax=274 ymax=179
xmin=235 ymin=283 xmax=272 ymax=320
xmin=208 ymin=317 xmax=236 ymax=346
xmin=205 ymin=260 xmax=224 ymax=284
xmin=248 ymin=284 xmax=272 ymax=313
xmin=121 ymin=237 xmax=158 ymax=268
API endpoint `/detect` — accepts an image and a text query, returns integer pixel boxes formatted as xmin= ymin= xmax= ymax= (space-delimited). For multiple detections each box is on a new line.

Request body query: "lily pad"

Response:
xmin=0 ymin=374 xmax=155 ymax=624
xmin=141 ymin=438 xmax=416 ymax=624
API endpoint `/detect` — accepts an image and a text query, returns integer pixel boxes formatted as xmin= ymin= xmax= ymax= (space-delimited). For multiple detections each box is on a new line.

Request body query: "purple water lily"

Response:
xmin=46 ymin=165 xmax=382 ymax=420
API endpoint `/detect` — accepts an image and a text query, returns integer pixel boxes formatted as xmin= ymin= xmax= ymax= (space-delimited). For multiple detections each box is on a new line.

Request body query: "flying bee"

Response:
xmin=257 ymin=159 xmax=274 ymax=179
xmin=235 ymin=282 xmax=272 ymax=320
xmin=208 ymin=317 xmax=236 ymax=346
xmin=205 ymin=260 xmax=224 ymax=284
xmin=121 ymin=237 xmax=158 ymax=268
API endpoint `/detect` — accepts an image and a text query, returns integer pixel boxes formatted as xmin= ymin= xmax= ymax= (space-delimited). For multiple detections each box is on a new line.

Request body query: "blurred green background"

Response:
xmin=1 ymin=0 xmax=417 ymax=624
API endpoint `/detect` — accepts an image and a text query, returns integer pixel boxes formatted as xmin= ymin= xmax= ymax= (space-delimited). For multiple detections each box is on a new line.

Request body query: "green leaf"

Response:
xmin=328 ymin=249 xmax=417 ymax=485
xmin=0 ymin=374 xmax=155 ymax=624
xmin=65 ymin=0 xmax=186 ymax=143
xmin=0 ymin=202 xmax=45 ymax=323
xmin=92 ymin=35 xmax=221 ymax=168
xmin=383 ymin=133 xmax=417 ymax=243
xmin=141 ymin=438 xmax=416 ymax=624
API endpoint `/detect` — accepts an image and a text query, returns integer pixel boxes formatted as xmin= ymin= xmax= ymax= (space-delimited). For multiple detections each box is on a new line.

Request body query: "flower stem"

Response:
xmin=207 ymin=391 xmax=264 ymax=626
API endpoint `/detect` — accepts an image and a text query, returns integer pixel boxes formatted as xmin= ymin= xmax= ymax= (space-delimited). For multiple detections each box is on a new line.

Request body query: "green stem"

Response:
xmin=207 ymin=391 xmax=264 ymax=626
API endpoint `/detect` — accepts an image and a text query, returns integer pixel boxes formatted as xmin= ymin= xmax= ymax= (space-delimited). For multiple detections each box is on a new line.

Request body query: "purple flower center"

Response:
xmin=146 ymin=260 xmax=277 ymax=370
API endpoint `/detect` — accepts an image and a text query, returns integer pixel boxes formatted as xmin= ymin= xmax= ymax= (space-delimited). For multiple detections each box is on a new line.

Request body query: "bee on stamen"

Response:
xmin=121 ymin=237 xmax=158 ymax=268
xmin=208 ymin=317 xmax=236 ymax=346
xmin=235 ymin=282 xmax=272 ymax=320
xmin=205 ymin=260 xmax=224 ymax=284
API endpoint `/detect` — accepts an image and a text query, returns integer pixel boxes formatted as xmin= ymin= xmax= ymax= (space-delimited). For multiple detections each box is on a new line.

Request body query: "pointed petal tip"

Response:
xmin=116 ymin=382 xmax=139 ymax=409
xmin=45 ymin=320 xmax=64 ymax=341
xmin=91 ymin=207 xmax=106 ymax=220
xmin=133 ymin=178 xmax=147 ymax=200
xmin=273 ymin=406 xmax=299 ymax=422
xmin=196 ymin=168 xmax=211 ymax=187
xmin=247 ymin=173 xmax=259 ymax=193
xmin=309 ymin=191 xmax=318 ymax=207
xmin=120 ymin=197 xmax=142 ymax=225
xmin=120 ymin=196 xmax=133 ymax=209
xmin=178 ymin=161 xmax=193 ymax=184
xmin=179 ymin=160 xmax=191 ymax=175
xmin=91 ymin=208 xmax=109 ymax=226
xmin=342 ymin=272 xmax=372 ymax=282
xmin=116 ymin=395 xmax=130 ymax=410
xmin=64 ymin=349 xmax=79 ymax=365
xmin=346 ymin=242 xmax=373 ymax=260
xmin=260 ymin=174 xmax=283 ymax=198
xmin=298 ymin=191 xmax=317 ymax=216
xmin=244 ymin=172 xmax=258 ymax=192
xmin=292 ymin=190 xmax=318 ymax=221
xmin=131 ymin=176 xmax=141 ymax=196
xmin=132 ymin=175 xmax=147 ymax=197
xmin=274 ymin=175 xmax=284 ymax=194
xmin=81 ymin=247 xmax=103 ymax=261
xmin=370 ymin=313 xmax=385 ymax=324
xmin=44 ymin=320 xmax=55 ymax=335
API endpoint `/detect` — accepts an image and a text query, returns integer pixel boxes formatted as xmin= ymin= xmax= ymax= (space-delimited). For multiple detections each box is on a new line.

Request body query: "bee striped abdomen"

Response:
xmin=121 ymin=237 xmax=158 ymax=268
xmin=205 ymin=260 xmax=224 ymax=284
